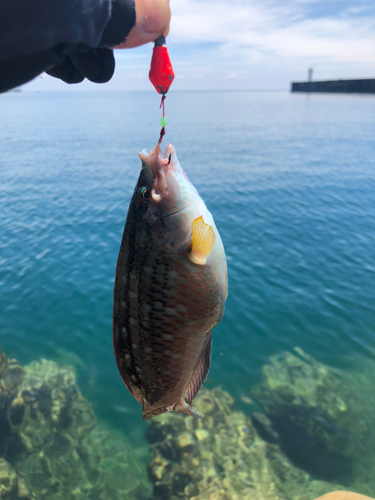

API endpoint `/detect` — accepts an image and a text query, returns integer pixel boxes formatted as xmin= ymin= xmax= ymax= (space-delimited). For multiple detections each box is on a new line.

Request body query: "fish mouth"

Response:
xmin=148 ymin=142 xmax=176 ymax=161
xmin=163 ymin=143 xmax=177 ymax=166
xmin=138 ymin=143 xmax=177 ymax=172
xmin=138 ymin=143 xmax=180 ymax=205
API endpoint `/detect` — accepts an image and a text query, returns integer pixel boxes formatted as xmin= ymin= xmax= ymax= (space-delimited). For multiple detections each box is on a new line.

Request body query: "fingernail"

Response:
xmin=142 ymin=0 xmax=171 ymax=35
xmin=115 ymin=0 xmax=170 ymax=49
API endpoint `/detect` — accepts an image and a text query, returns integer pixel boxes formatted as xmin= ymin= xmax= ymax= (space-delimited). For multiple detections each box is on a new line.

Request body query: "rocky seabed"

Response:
xmin=0 ymin=347 xmax=374 ymax=500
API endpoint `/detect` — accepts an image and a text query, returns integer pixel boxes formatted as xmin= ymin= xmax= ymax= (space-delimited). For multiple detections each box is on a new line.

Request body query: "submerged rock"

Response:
xmin=251 ymin=348 xmax=373 ymax=485
xmin=251 ymin=412 xmax=279 ymax=444
xmin=2 ymin=346 xmax=373 ymax=500
xmin=12 ymin=359 xmax=97 ymax=452
xmin=146 ymin=386 xmax=345 ymax=500
xmin=0 ymin=349 xmax=151 ymax=500
xmin=0 ymin=352 xmax=8 ymax=380
xmin=0 ymin=458 xmax=30 ymax=499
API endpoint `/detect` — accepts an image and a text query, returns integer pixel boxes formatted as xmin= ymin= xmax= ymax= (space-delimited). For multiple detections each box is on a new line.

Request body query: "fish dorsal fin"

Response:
xmin=185 ymin=333 xmax=212 ymax=405
xmin=188 ymin=216 xmax=215 ymax=265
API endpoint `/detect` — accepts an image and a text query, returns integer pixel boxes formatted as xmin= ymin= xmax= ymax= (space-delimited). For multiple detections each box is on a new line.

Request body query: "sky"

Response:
xmin=24 ymin=0 xmax=375 ymax=92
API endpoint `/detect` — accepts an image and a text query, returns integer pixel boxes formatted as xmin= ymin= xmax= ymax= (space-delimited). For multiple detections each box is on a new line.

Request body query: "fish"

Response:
xmin=112 ymin=143 xmax=228 ymax=419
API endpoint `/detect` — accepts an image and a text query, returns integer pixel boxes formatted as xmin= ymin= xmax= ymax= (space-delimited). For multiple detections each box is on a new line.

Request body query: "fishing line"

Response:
xmin=149 ymin=36 xmax=174 ymax=145
xmin=158 ymin=95 xmax=167 ymax=144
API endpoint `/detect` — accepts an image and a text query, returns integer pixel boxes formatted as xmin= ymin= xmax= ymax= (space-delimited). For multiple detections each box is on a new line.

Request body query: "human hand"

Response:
xmin=46 ymin=0 xmax=171 ymax=85
xmin=114 ymin=0 xmax=170 ymax=49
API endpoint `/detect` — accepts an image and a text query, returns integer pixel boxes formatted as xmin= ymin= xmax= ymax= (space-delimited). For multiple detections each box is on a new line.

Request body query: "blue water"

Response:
xmin=1 ymin=91 xmax=375 ymax=456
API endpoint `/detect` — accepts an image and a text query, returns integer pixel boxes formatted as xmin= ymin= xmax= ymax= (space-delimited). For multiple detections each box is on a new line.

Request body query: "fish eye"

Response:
xmin=140 ymin=187 xmax=151 ymax=202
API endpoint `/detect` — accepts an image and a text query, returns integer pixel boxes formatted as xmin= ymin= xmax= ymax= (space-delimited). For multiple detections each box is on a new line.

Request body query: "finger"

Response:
xmin=69 ymin=49 xmax=115 ymax=83
xmin=46 ymin=57 xmax=84 ymax=84
xmin=114 ymin=0 xmax=171 ymax=49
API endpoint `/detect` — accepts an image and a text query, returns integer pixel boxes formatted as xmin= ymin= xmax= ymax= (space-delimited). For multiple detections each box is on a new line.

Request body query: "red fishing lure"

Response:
xmin=149 ymin=36 xmax=175 ymax=143
xmin=149 ymin=36 xmax=175 ymax=95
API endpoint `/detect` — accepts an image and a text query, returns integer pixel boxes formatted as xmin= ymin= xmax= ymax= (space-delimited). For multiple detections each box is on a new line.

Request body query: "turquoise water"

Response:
xmin=1 ymin=91 xmax=375 ymax=495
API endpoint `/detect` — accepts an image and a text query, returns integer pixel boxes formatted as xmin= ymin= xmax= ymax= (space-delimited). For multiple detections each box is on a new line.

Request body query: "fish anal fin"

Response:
xmin=185 ymin=333 xmax=212 ymax=405
xmin=189 ymin=216 xmax=215 ymax=265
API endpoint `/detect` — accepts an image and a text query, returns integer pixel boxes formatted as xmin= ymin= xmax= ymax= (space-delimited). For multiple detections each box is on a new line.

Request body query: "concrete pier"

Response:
xmin=291 ymin=79 xmax=375 ymax=94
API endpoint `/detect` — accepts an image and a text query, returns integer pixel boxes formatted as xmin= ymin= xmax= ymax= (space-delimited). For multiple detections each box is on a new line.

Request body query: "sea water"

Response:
xmin=0 ymin=91 xmax=374 ymax=497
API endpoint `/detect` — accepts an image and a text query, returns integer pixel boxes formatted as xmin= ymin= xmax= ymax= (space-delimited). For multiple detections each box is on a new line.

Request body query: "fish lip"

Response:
xmin=163 ymin=143 xmax=176 ymax=159
xmin=138 ymin=143 xmax=163 ymax=167
xmin=138 ymin=143 xmax=178 ymax=207
xmin=149 ymin=142 xmax=162 ymax=158
xmin=146 ymin=143 xmax=168 ymax=177
xmin=163 ymin=143 xmax=178 ymax=168
xmin=139 ymin=143 xmax=177 ymax=175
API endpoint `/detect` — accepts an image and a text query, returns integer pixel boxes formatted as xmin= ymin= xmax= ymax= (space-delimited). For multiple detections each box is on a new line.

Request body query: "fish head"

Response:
xmin=136 ymin=143 xmax=203 ymax=249
xmin=137 ymin=143 xmax=199 ymax=216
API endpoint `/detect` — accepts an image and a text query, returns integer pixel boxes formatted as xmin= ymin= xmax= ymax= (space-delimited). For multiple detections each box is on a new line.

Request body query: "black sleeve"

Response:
xmin=0 ymin=0 xmax=135 ymax=93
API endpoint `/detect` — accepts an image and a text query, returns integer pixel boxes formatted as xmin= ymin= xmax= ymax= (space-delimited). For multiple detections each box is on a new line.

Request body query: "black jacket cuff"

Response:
xmin=100 ymin=0 xmax=136 ymax=47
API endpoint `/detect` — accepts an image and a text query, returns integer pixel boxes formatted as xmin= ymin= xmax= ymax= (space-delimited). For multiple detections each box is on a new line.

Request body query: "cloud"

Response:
xmin=24 ymin=0 xmax=375 ymax=91
xmin=169 ymin=0 xmax=375 ymax=63
xmin=165 ymin=0 xmax=375 ymax=87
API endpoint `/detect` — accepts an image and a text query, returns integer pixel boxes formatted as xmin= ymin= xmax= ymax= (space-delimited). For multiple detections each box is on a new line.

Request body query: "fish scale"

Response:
xmin=113 ymin=143 xmax=227 ymax=419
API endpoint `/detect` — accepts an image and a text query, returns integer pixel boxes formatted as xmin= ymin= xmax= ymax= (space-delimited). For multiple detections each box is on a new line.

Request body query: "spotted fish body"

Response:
xmin=113 ymin=143 xmax=227 ymax=419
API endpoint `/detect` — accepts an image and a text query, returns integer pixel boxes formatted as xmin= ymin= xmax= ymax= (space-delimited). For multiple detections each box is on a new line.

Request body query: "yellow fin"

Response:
xmin=189 ymin=216 xmax=215 ymax=265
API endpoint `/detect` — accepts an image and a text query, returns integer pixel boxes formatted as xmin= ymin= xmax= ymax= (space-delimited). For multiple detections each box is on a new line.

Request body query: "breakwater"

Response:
xmin=291 ymin=78 xmax=375 ymax=94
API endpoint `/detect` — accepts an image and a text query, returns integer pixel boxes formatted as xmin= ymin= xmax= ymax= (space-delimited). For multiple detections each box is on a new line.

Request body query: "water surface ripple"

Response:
xmin=0 ymin=91 xmax=374 ymax=441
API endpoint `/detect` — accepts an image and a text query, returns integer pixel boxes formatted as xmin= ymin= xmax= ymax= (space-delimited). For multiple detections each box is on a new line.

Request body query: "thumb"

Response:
xmin=114 ymin=0 xmax=171 ymax=49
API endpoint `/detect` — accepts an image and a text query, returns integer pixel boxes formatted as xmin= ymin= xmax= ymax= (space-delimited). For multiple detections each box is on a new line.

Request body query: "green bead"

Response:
xmin=160 ymin=117 xmax=167 ymax=127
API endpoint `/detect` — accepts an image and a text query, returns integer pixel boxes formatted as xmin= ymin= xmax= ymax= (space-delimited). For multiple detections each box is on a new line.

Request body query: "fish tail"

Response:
xmin=177 ymin=402 xmax=204 ymax=419
xmin=142 ymin=399 xmax=204 ymax=420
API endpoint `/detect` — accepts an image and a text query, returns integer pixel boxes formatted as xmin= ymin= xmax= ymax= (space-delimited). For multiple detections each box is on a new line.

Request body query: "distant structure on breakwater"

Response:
xmin=291 ymin=68 xmax=375 ymax=94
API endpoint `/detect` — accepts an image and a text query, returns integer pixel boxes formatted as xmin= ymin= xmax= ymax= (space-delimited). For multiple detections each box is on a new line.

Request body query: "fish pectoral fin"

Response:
xmin=188 ymin=216 xmax=215 ymax=265
xmin=185 ymin=333 xmax=212 ymax=405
